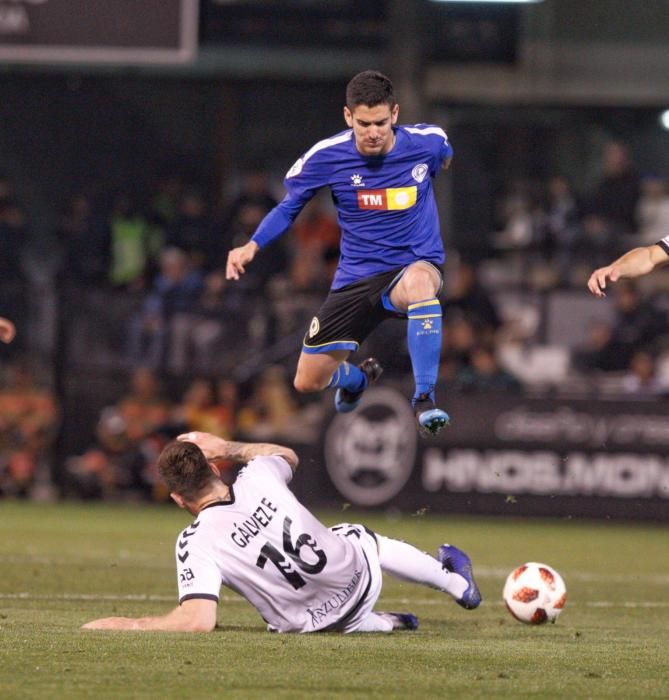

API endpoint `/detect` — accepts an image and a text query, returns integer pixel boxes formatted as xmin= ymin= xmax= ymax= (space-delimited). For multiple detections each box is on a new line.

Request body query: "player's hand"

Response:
xmin=587 ymin=265 xmax=620 ymax=297
xmin=226 ymin=241 xmax=259 ymax=281
xmin=0 ymin=317 xmax=16 ymax=344
xmin=82 ymin=617 xmax=138 ymax=630
xmin=178 ymin=431 xmax=228 ymax=462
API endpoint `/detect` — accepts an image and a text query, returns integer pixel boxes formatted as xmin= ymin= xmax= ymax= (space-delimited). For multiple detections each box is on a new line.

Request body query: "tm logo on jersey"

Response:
xmin=357 ymin=187 xmax=417 ymax=211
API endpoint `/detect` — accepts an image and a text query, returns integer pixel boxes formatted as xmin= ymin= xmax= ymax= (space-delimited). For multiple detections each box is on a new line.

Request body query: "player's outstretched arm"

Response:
xmin=587 ymin=244 xmax=669 ymax=297
xmin=82 ymin=598 xmax=217 ymax=632
xmin=226 ymin=240 xmax=260 ymax=281
xmin=0 ymin=317 xmax=16 ymax=344
xmin=178 ymin=431 xmax=299 ymax=471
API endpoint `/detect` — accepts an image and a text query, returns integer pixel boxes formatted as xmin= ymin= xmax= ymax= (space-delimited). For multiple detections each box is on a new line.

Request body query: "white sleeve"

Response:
xmin=245 ymin=455 xmax=294 ymax=485
xmin=175 ymin=529 xmax=222 ymax=604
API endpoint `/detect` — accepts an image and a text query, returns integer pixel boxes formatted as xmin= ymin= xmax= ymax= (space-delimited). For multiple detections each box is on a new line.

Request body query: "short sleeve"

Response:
xmin=245 ymin=455 xmax=294 ymax=485
xmin=175 ymin=526 xmax=222 ymax=604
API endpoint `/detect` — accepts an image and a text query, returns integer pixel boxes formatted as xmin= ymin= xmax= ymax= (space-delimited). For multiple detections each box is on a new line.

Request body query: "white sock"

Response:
xmin=353 ymin=612 xmax=394 ymax=633
xmin=377 ymin=535 xmax=468 ymax=600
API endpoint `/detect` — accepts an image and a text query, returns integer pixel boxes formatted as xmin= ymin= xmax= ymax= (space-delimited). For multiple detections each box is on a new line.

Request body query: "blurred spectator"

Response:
xmin=128 ymin=247 xmax=204 ymax=370
xmin=493 ymin=181 xmax=542 ymax=252
xmin=621 ymin=349 xmax=669 ymax=396
xmin=289 ymin=194 xmax=340 ymax=293
xmin=237 ymin=365 xmax=298 ymax=439
xmin=0 ymin=363 xmax=59 ymax=498
xmin=575 ymin=280 xmax=666 ymax=372
xmin=636 ymin=174 xmax=669 ymax=245
xmin=169 ymin=269 xmax=246 ymax=376
xmin=56 ymin=193 xmax=109 ymax=287
xmin=64 ymin=368 xmax=176 ymax=500
xmin=108 ymin=192 xmax=158 ymax=289
xmin=166 ymin=187 xmax=214 ymax=270
xmin=175 ymin=377 xmax=237 ymax=438
xmin=221 ymin=170 xmax=286 ymax=291
xmin=451 ymin=345 xmax=522 ymax=394
xmin=588 ymin=141 xmax=640 ymax=235
xmin=443 ymin=262 xmax=501 ymax=339
xmin=543 ymin=175 xmax=582 ymax=283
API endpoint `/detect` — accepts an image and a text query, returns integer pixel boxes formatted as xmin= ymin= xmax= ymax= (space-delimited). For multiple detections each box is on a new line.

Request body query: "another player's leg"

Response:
xmin=376 ymin=535 xmax=481 ymax=610
xmin=293 ymin=350 xmax=382 ymax=413
xmin=388 ymin=262 xmax=450 ymax=435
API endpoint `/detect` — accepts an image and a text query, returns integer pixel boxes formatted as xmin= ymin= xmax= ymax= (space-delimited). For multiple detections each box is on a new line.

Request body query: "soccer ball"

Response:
xmin=503 ymin=562 xmax=567 ymax=624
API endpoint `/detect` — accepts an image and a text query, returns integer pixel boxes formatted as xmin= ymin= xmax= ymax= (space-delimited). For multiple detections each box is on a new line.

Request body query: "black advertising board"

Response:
xmin=0 ymin=0 xmax=198 ymax=64
xmin=307 ymin=386 xmax=669 ymax=521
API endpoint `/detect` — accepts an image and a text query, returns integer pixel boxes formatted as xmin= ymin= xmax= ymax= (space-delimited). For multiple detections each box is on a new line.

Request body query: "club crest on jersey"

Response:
xmin=357 ymin=187 xmax=417 ymax=211
xmin=412 ymin=163 xmax=429 ymax=183
xmin=309 ymin=316 xmax=320 ymax=338
xmin=350 ymin=173 xmax=365 ymax=187
xmin=286 ymin=157 xmax=304 ymax=179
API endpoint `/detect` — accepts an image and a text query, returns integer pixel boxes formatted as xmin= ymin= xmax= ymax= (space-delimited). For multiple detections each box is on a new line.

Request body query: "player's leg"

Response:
xmin=387 ymin=261 xmax=449 ymax=435
xmin=376 ymin=534 xmax=481 ymax=610
xmin=353 ymin=612 xmax=418 ymax=633
xmin=296 ymin=277 xmax=389 ymax=411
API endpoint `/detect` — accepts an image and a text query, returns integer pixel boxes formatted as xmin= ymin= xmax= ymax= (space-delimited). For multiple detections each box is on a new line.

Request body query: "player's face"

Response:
xmin=344 ymin=103 xmax=399 ymax=156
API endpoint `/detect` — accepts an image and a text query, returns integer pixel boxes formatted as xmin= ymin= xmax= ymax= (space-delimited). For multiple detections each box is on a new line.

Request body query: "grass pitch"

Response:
xmin=1 ymin=502 xmax=668 ymax=699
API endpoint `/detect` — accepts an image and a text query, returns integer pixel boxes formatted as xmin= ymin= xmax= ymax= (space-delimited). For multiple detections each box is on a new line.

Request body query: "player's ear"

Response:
xmin=207 ymin=460 xmax=222 ymax=478
xmin=391 ymin=103 xmax=399 ymax=124
xmin=170 ymin=492 xmax=186 ymax=509
xmin=344 ymin=106 xmax=353 ymax=128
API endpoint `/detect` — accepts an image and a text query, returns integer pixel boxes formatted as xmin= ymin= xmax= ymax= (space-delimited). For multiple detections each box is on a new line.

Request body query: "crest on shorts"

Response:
xmin=308 ymin=316 xmax=320 ymax=338
xmin=412 ymin=163 xmax=429 ymax=183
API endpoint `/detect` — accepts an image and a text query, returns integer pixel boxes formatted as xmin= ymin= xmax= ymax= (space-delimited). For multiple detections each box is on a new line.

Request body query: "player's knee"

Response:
xmin=293 ymin=373 xmax=325 ymax=393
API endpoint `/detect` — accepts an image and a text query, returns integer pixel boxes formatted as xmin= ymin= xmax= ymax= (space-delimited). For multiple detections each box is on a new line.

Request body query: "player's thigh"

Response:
xmin=388 ymin=261 xmax=442 ymax=312
xmin=294 ymin=349 xmax=349 ymax=391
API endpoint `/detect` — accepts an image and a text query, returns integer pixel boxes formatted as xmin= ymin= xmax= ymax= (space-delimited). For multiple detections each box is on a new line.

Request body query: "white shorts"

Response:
xmin=328 ymin=523 xmax=384 ymax=634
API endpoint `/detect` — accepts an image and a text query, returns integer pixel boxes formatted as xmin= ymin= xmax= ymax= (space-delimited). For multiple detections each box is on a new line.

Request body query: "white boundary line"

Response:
xmin=1 ymin=593 xmax=668 ymax=608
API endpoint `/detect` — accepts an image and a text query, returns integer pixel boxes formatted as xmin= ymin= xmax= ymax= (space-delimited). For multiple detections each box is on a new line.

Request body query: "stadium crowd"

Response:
xmin=3 ymin=138 xmax=669 ymax=499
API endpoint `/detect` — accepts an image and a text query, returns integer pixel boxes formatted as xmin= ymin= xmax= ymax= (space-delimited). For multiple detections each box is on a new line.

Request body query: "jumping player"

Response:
xmin=226 ymin=71 xmax=453 ymax=435
xmin=83 ymin=431 xmax=481 ymax=634
xmin=588 ymin=236 xmax=669 ymax=296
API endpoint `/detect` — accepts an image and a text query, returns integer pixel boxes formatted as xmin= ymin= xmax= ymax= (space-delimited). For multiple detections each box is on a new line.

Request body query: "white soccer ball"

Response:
xmin=503 ymin=562 xmax=567 ymax=624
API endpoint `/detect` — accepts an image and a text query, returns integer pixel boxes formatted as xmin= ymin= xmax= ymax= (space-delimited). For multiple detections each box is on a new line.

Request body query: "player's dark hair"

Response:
xmin=158 ymin=440 xmax=216 ymax=501
xmin=346 ymin=70 xmax=396 ymax=110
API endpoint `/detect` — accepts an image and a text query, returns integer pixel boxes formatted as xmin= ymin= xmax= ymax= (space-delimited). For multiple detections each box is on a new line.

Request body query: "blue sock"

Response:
xmin=407 ymin=298 xmax=442 ymax=405
xmin=327 ymin=362 xmax=367 ymax=393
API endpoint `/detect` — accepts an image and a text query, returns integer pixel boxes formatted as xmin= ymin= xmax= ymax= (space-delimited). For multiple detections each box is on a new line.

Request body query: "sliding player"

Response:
xmin=83 ymin=431 xmax=481 ymax=633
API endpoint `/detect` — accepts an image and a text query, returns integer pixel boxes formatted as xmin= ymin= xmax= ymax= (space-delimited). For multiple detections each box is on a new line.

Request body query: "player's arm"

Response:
xmin=0 ymin=317 xmax=16 ymax=344
xmin=178 ymin=431 xmax=299 ymax=472
xmin=81 ymin=598 xmax=217 ymax=632
xmin=587 ymin=244 xmax=669 ymax=297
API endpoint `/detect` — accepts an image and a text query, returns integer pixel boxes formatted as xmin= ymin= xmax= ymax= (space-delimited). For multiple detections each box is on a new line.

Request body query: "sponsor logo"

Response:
xmin=309 ymin=317 xmax=320 ymax=338
xmin=324 ymin=387 xmax=416 ymax=506
xmin=357 ymin=187 xmax=417 ymax=211
xmin=350 ymin=173 xmax=365 ymax=187
xmin=412 ymin=163 xmax=429 ymax=183
xmin=306 ymin=569 xmax=362 ymax=628
xmin=179 ymin=568 xmax=195 ymax=583
xmin=421 ymin=448 xmax=669 ymax=499
xmin=421 ymin=318 xmax=433 ymax=331
xmin=286 ymin=157 xmax=304 ymax=178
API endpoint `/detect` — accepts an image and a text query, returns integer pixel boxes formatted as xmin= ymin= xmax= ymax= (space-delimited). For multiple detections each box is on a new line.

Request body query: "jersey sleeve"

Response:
xmin=245 ymin=455 xmax=294 ymax=485
xmin=411 ymin=124 xmax=453 ymax=175
xmin=175 ymin=526 xmax=222 ymax=604
xmin=251 ymin=153 xmax=329 ymax=250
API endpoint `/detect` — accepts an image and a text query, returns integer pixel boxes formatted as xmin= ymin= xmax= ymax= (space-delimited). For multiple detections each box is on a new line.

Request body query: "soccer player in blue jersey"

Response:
xmin=226 ymin=71 xmax=452 ymax=435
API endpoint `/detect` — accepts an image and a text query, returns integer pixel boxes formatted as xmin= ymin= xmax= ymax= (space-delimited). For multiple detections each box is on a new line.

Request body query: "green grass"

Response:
xmin=1 ymin=502 xmax=668 ymax=699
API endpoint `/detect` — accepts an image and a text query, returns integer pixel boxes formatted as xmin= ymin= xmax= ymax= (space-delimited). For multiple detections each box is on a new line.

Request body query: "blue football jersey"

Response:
xmin=251 ymin=124 xmax=453 ymax=289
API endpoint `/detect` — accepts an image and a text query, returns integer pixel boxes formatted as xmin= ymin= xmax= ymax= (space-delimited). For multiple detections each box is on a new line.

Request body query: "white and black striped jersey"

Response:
xmin=175 ymin=456 xmax=374 ymax=633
